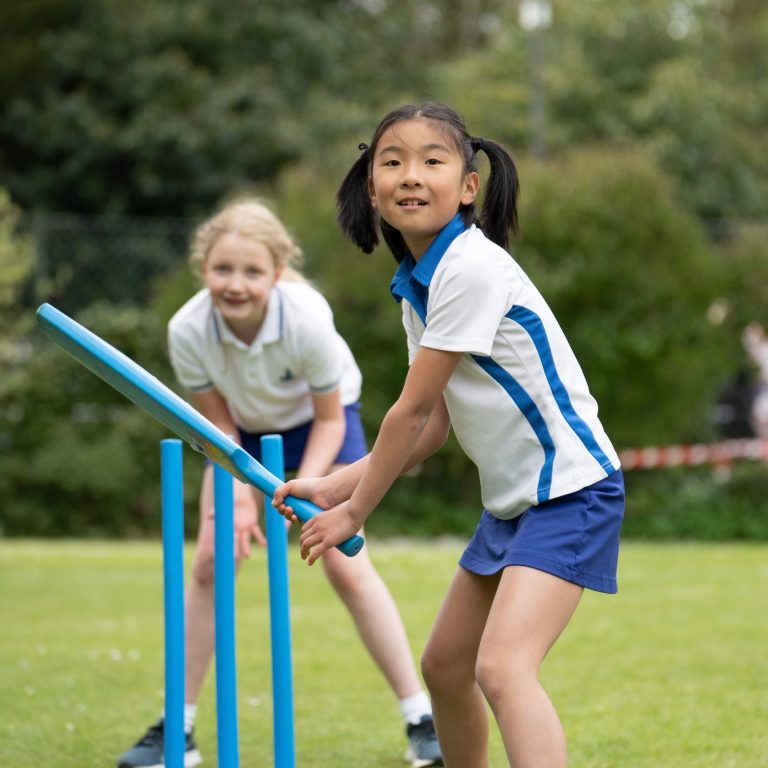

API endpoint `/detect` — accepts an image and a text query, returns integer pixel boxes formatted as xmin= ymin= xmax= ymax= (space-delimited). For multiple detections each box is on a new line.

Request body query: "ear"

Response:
xmin=461 ymin=171 xmax=480 ymax=206
xmin=367 ymin=176 xmax=377 ymax=209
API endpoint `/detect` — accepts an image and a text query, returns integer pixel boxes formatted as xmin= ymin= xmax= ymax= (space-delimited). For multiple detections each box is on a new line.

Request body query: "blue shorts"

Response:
xmin=459 ymin=470 xmax=625 ymax=593
xmin=238 ymin=403 xmax=368 ymax=471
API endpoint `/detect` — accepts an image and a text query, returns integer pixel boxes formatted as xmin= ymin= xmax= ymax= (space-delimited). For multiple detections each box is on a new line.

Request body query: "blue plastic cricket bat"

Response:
xmin=36 ymin=303 xmax=364 ymax=557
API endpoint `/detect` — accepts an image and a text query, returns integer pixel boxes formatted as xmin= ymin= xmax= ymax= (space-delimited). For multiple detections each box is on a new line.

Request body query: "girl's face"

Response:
xmin=368 ymin=118 xmax=479 ymax=259
xmin=202 ymin=232 xmax=282 ymax=343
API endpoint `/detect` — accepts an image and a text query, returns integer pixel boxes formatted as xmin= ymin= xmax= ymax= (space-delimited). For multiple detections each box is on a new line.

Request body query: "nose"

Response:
xmin=399 ymin=159 xmax=424 ymax=188
xmin=225 ymin=270 xmax=245 ymax=292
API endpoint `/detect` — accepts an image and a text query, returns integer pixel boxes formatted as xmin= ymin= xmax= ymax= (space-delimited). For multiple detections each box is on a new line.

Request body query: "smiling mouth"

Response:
xmin=398 ymin=199 xmax=427 ymax=206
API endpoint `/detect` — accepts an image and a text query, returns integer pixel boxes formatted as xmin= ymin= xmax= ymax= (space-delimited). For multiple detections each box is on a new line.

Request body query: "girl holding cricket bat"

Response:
xmin=273 ymin=103 xmax=624 ymax=768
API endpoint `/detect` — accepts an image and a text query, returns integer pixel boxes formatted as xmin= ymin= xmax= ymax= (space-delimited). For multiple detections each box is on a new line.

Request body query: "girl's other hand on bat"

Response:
xmin=298 ymin=502 xmax=362 ymax=565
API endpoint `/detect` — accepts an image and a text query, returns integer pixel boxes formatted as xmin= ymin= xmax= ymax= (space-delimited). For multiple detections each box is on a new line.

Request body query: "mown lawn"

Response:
xmin=1 ymin=539 xmax=766 ymax=767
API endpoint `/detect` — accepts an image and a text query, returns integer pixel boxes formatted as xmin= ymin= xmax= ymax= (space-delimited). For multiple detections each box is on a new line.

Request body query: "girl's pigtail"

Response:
xmin=380 ymin=219 xmax=409 ymax=264
xmin=472 ymin=138 xmax=520 ymax=251
xmin=337 ymin=144 xmax=378 ymax=254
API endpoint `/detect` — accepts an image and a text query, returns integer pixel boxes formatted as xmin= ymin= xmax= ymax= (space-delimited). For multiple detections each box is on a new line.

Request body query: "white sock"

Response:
xmin=399 ymin=690 xmax=432 ymax=725
xmin=160 ymin=704 xmax=197 ymax=734
xmin=183 ymin=704 xmax=198 ymax=734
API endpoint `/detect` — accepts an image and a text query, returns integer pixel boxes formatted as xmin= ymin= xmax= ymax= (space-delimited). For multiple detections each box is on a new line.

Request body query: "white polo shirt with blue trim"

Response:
xmin=391 ymin=214 xmax=619 ymax=519
xmin=168 ymin=282 xmax=362 ymax=433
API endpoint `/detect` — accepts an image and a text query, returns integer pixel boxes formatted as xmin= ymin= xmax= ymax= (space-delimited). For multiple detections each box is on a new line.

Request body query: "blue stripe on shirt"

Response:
xmin=471 ymin=354 xmax=555 ymax=502
xmin=506 ymin=306 xmax=616 ymax=474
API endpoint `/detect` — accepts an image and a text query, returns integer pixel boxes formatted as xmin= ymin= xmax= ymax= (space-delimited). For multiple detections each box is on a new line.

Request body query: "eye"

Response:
xmin=245 ymin=267 xmax=264 ymax=277
xmin=383 ymin=159 xmax=400 ymax=167
xmin=425 ymin=158 xmax=442 ymax=166
xmin=213 ymin=265 xmax=231 ymax=274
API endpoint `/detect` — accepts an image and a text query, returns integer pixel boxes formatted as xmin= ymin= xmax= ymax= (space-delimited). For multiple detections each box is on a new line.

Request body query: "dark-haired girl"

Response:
xmin=274 ymin=103 xmax=624 ymax=767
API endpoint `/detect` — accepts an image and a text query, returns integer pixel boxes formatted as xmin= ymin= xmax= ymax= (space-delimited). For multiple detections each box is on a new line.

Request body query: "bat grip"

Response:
xmin=284 ymin=495 xmax=365 ymax=557
xmin=231 ymin=447 xmax=365 ymax=557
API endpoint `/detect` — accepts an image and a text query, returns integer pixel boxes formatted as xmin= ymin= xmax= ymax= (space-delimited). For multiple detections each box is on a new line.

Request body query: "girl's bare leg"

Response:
xmin=477 ymin=566 xmax=582 ymax=768
xmin=318 ymin=461 xmax=423 ymax=699
xmin=184 ymin=465 xmax=251 ymax=703
xmin=321 ymin=543 xmax=423 ymax=698
xmin=183 ymin=466 xmax=217 ymax=703
xmin=420 ymin=567 xmax=501 ymax=768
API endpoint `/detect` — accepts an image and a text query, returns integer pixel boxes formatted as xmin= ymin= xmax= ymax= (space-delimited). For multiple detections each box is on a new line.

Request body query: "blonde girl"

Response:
xmin=117 ymin=198 xmax=442 ymax=768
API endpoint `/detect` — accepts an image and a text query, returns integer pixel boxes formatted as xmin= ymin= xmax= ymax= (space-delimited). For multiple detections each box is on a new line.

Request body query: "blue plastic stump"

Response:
xmin=214 ymin=463 xmax=240 ymax=768
xmin=261 ymin=435 xmax=296 ymax=768
xmin=161 ymin=439 xmax=185 ymax=768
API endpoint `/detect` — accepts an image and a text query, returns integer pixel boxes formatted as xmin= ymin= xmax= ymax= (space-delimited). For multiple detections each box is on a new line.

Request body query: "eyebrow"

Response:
xmin=378 ymin=142 xmax=452 ymax=154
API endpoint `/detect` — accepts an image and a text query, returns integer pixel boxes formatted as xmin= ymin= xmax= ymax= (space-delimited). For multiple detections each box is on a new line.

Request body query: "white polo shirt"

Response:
xmin=391 ymin=215 xmax=619 ymax=519
xmin=168 ymin=282 xmax=362 ymax=433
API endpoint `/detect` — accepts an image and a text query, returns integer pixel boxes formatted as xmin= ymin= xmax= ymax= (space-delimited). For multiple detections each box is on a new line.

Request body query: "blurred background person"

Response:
xmin=741 ymin=322 xmax=768 ymax=439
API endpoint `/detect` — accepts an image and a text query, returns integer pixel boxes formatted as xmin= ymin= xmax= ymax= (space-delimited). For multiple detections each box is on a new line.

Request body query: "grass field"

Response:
xmin=1 ymin=538 xmax=767 ymax=767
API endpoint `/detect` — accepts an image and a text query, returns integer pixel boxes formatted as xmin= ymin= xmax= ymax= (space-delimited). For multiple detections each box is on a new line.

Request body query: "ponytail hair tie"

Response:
xmin=358 ymin=143 xmax=369 ymax=153
xmin=470 ymin=137 xmax=485 ymax=154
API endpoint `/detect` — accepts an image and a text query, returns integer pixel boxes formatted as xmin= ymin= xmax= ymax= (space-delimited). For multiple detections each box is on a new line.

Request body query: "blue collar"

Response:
xmin=389 ymin=215 xmax=468 ymax=322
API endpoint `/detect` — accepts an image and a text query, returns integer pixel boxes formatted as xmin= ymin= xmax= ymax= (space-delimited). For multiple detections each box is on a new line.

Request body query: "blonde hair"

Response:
xmin=189 ymin=198 xmax=305 ymax=282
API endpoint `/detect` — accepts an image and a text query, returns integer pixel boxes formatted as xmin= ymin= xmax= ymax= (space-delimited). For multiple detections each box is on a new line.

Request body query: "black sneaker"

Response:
xmin=405 ymin=714 xmax=443 ymax=767
xmin=116 ymin=718 xmax=202 ymax=768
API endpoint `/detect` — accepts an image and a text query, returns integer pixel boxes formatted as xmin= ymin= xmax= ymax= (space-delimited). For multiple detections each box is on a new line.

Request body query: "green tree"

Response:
xmin=0 ymin=189 xmax=32 ymax=332
xmin=0 ymin=300 xmax=198 ymax=537
xmin=0 ymin=190 xmax=33 ymax=357
xmin=435 ymin=0 xmax=768 ymax=223
xmin=1 ymin=0 xmax=511 ymax=217
xmin=0 ymin=1 xmax=297 ymax=215
xmin=517 ymin=147 xmax=729 ymax=446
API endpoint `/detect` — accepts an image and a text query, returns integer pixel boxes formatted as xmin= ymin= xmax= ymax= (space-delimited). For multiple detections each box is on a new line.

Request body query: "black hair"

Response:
xmin=337 ymin=102 xmax=520 ymax=262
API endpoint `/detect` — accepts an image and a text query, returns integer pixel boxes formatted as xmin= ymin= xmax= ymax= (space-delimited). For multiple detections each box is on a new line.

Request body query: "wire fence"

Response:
xmin=24 ymin=210 xmax=197 ymax=314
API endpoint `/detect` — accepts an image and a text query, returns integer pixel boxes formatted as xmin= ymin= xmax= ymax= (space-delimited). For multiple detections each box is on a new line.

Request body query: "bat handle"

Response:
xmin=285 ymin=495 xmax=365 ymax=557
xmin=231 ymin=449 xmax=365 ymax=557
xmin=337 ymin=533 xmax=365 ymax=557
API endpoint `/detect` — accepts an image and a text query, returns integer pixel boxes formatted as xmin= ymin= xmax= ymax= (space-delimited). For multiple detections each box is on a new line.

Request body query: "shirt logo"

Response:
xmin=279 ymin=368 xmax=294 ymax=382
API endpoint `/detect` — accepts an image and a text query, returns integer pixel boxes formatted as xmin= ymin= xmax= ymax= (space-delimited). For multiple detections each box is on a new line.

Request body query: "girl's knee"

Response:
xmin=421 ymin=640 xmax=473 ymax=693
xmin=322 ymin=552 xmax=371 ymax=596
xmin=420 ymin=647 xmax=443 ymax=690
xmin=192 ymin=549 xmax=245 ymax=587
xmin=475 ymin=655 xmax=501 ymax=704
xmin=191 ymin=552 xmax=215 ymax=587
xmin=475 ymin=648 xmax=535 ymax=706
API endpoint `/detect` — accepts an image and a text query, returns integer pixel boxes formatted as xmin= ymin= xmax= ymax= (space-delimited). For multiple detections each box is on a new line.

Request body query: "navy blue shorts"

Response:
xmin=459 ymin=470 xmax=625 ymax=593
xmin=237 ymin=403 xmax=368 ymax=471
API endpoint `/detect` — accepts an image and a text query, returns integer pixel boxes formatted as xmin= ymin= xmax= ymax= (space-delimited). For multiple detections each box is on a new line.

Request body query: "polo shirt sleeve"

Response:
xmin=421 ymin=258 xmax=510 ymax=356
xmin=401 ymin=305 xmax=422 ymax=365
xmin=167 ymin=322 xmax=214 ymax=393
